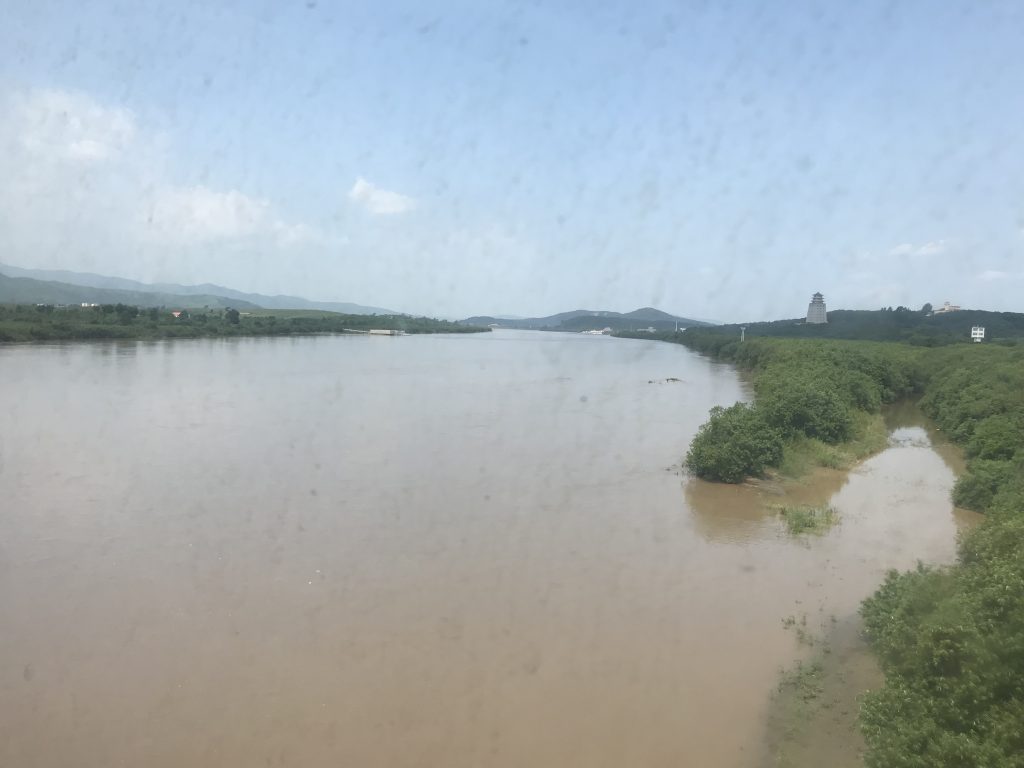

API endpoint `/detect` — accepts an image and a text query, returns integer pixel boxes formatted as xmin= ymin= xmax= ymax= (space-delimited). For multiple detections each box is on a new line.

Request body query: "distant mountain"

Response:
xmin=0 ymin=262 xmax=395 ymax=315
xmin=0 ymin=272 xmax=260 ymax=309
xmin=622 ymin=307 xmax=686 ymax=322
xmin=461 ymin=308 xmax=708 ymax=332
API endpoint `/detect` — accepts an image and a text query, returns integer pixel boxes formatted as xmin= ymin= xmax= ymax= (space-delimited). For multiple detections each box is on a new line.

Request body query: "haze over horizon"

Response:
xmin=2 ymin=1 xmax=1023 ymax=321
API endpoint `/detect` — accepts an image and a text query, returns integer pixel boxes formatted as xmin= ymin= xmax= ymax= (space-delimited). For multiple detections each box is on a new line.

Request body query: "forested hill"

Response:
xmin=0 ymin=262 xmax=394 ymax=315
xmin=701 ymin=306 xmax=1024 ymax=345
xmin=461 ymin=307 xmax=708 ymax=332
xmin=0 ymin=272 xmax=260 ymax=310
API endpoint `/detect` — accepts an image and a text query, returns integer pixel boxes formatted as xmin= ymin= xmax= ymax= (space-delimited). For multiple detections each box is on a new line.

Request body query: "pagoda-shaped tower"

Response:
xmin=806 ymin=292 xmax=827 ymax=324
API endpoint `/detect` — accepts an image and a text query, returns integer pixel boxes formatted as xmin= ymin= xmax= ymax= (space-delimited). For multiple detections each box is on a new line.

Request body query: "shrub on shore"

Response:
xmin=685 ymin=403 xmax=783 ymax=483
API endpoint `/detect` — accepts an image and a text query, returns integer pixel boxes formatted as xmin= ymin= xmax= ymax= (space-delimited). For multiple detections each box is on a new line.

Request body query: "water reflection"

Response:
xmin=686 ymin=468 xmax=852 ymax=545
xmin=883 ymin=400 xmax=964 ymax=474
xmin=685 ymin=479 xmax=776 ymax=544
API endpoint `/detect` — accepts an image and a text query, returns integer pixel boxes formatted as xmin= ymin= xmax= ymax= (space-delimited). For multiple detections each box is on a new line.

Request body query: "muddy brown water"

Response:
xmin=0 ymin=331 xmax=977 ymax=767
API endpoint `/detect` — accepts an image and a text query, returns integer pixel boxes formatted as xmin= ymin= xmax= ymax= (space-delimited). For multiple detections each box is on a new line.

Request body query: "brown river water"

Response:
xmin=0 ymin=330 xmax=977 ymax=767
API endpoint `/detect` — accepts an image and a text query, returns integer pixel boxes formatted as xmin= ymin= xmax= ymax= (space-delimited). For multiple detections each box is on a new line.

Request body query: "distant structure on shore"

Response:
xmin=933 ymin=301 xmax=961 ymax=315
xmin=806 ymin=292 xmax=828 ymax=324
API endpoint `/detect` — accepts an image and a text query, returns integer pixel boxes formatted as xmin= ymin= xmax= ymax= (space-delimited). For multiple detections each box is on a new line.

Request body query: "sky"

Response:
xmin=1 ymin=0 xmax=1023 ymax=321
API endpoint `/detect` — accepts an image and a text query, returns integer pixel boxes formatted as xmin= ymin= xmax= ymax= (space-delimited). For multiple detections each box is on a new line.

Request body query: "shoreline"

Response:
xmin=0 ymin=303 xmax=489 ymax=343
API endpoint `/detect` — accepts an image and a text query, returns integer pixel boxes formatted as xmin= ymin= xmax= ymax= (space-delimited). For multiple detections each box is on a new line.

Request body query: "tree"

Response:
xmin=115 ymin=303 xmax=139 ymax=324
xmin=225 ymin=308 xmax=240 ymax=325
xmin=921 ymin=302 xmax=933 ymax=315
xmin=685 ymin=403 xmax=784 ymax=483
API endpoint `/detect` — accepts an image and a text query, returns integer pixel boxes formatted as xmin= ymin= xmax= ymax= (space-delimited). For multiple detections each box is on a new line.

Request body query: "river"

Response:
xmin=0 ymin=330 xmax=976 ymax=767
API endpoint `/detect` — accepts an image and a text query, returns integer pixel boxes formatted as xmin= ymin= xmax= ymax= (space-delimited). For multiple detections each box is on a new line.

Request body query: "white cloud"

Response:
xmin=0 ymin=87 xmax=325 ymax=280
xmin=888 ymin=239 xmax=947 ymax=258
xmin=12 ymin=88 xmax=136 ymax=164
xmin=144 ymin=185 xmax=315 ymax=246
xmin=348 ymin=177 xmax=417 ymax=215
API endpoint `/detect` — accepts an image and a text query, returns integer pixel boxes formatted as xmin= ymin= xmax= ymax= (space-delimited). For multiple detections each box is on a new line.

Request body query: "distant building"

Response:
xmin=971 ymin=326 xmax=985 ymax=343
xmin=933 ymin=301 xmax=961 ymax=315
xmin=806 ymin=292 xmax=828 ymax=324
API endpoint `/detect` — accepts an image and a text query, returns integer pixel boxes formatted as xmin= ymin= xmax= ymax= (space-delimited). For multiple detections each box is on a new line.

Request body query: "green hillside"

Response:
xmin=0 ymin=272 xmax=258 ymax=309
xmin=461 ymin=307 xmax=706 ymax=331
xmin=0 ymin=262 xmax=394 ymax=315
xmin=676 ymin=307 xmax=1024 ymax=345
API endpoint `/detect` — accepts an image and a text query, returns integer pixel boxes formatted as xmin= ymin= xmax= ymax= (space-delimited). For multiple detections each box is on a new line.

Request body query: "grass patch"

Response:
xmin=778 ymin=412 xmax=889 ymax=479
xmin=843 ymin=411 xmax=890 ymax=460
xmin=777 ymin=504 xmax=839 ymax=536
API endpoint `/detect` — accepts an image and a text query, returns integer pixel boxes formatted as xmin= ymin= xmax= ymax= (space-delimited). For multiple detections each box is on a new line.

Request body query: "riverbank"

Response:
xmin=678 ymin=337 xmax=921 ymax=484
xmin=628 ymin=330 xmax=1024 ymax=766
xmin=0 ymin=304 xmax=489 ymax=342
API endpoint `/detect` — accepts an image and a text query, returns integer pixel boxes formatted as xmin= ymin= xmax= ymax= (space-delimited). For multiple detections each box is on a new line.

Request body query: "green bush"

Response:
xmin=757 ymin=371 xmax=855 ymax=443
xmin=967 ymin=414 xmax=1024 ymax=460
xmin=952 ymin=459 xmax=1017 ymax=512
xmin=685 ymin=403 xmax=784 ymax=483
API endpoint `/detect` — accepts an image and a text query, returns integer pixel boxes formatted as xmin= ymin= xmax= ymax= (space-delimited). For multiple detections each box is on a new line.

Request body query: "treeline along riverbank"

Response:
xmin=624 ymin=328 xmax=1024 ymax=767
xmin=0 ymin=304 xmax=488 ymax=342
xmin=648 ymin=305 xmax=1024 ymax=346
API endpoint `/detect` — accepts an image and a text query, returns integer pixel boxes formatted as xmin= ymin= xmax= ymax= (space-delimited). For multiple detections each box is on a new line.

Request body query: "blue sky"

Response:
xmin=1 ymin=0 xmax=1022 ymax=319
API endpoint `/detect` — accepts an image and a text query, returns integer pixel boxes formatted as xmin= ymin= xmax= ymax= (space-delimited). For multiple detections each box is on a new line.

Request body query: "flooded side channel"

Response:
xmin=0 ymin=333 xmax=976 ymax=767
xmin=685 ymin=401 xmax=979 ymax=767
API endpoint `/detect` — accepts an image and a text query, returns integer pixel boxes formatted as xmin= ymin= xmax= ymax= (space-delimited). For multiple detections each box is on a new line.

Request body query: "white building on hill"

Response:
xmin=806 ymin=292 xmax=828 ymax=324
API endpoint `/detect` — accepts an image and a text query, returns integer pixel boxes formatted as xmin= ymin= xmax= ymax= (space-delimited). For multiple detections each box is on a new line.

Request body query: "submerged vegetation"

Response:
xmin=644 ymin=328 xmax=1024 ymax=767
xmin=0 ymin=303 xmax=488 ymax=342
xmin=777 ymin=504 xmax=839 ymax=536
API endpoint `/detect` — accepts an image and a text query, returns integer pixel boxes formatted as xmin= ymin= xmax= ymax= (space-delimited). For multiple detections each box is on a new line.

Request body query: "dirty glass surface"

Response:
xmin=1 ymin=3 xmax=1020 ymax=767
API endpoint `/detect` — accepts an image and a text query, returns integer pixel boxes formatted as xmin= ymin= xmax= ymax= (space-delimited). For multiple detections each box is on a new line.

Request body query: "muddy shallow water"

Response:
xmin=0 ymin=331 xmax=976 ymax=767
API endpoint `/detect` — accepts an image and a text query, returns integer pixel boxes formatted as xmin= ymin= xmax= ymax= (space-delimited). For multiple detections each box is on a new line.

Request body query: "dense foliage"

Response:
xmin=685 ymin=403 xmax=783 ymax=482
xmin=670 ymin=333 xmax=921 ymax=482
xmin=916 ymin=346 xmax=1024 ymax=513
xmin=0 ymin=303 xmax=488 ymax=341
